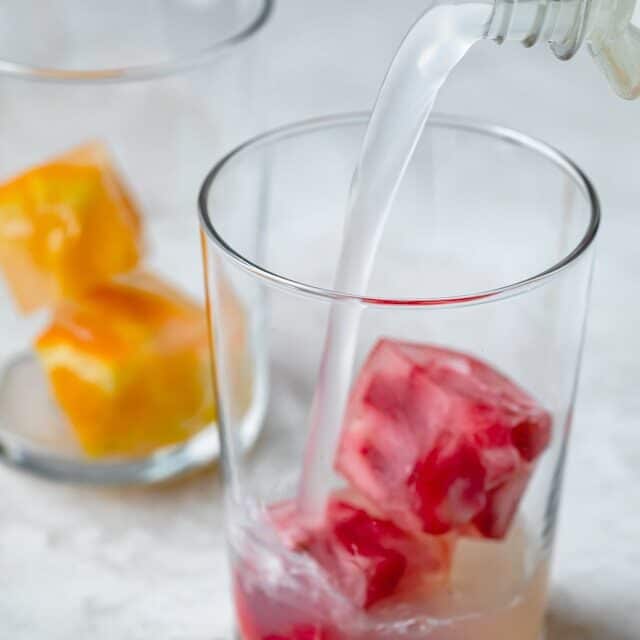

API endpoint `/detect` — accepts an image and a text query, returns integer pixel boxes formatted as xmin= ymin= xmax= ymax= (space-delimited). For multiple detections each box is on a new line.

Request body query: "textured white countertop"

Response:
xmin=1 ymin=2 xmax=638 ymax=638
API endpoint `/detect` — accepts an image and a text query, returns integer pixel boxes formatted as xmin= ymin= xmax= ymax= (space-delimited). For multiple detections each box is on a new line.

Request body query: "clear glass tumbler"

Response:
xmin=199 ymin=114 xmax=599 ymax=640
xmin=0 ymin=0 xmax=273 ymax=484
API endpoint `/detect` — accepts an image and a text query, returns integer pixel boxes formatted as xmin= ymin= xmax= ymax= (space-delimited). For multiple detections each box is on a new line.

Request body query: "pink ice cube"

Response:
xmin=268 ymin=492 xmax=452 ymax=610
xmin=335 ymin=340 xmax=551 ymax=539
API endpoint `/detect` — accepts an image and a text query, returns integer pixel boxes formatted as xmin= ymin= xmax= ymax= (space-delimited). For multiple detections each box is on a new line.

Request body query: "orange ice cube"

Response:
xmin=0 ymin=142 xmax=143 ymax=312
xmin=34 ymin=271 xmax=215 ymax=458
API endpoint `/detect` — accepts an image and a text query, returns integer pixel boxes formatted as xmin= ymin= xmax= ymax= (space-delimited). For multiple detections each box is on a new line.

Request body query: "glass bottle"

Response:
xmin=488 ymin=0 xmax=640 ymax=99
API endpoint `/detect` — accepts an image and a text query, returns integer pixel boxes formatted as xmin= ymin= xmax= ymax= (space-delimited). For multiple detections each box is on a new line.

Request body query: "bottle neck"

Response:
xmin=485 ymin=0 xmax=640 ymax=99
xmin=487 ymin=0 xmax=605 ymax=60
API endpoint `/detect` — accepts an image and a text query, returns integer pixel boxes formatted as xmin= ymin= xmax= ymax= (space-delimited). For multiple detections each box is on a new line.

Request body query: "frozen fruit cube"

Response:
xmin=315 ymin=499 xmax=409 ymax=608
xmin=34 ymin=271 xmax=215 ymax=457
xmin=407 ymin=433 xmax=489 ymax=535
xmin=336 ymin=340 xmax=551 ymax=539
xmin=0 ymin=142 xmax=142 ymax=312
xmin=269 ymin=492 xmax=452 ymax=610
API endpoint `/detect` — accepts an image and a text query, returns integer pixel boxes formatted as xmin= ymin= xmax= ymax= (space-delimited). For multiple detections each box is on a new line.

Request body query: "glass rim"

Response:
xmin=0 ymin=0 xmax=274 ymax=83
xmin=198 ymin=112 xmax=601 ymax=309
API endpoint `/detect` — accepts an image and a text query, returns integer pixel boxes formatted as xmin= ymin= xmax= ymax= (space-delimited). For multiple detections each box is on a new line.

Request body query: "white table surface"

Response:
xmin=1 ymin=2 xmax=638 ymax=638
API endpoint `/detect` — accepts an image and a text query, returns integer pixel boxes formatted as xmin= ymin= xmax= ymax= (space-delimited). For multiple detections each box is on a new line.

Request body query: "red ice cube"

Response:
xmin=268 ymin=493 xmax=452 ymax=610
xmin=308 ymin=498 xmax=408 ymax=608
xmin=336 ymin=339 xmax=551 ymax=539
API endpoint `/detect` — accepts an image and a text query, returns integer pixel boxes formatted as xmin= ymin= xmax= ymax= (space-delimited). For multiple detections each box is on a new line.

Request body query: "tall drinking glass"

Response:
xmin=199 ymin=114 xmax=599 ymax=640
xmin=0 ymin=0 xmax=273 ymax=484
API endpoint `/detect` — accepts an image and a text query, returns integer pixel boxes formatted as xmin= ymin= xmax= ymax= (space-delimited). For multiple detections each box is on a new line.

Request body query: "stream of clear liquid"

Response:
xmin=298 ymin=3 xmax=494 ymax=519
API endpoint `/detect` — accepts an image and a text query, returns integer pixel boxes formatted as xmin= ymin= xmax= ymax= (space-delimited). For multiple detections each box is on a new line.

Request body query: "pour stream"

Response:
xmin=298 ymin=3 xmax=494 ymax=520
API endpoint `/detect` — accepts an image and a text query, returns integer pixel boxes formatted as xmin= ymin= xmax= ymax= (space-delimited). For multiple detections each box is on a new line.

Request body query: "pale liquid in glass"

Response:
xmin=232 ymin=507 xmax=549 ymax=639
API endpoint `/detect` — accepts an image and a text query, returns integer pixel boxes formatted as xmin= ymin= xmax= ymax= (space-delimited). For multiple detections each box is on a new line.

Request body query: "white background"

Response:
xmin=1 ymin=1 xmax=638 ymax=638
